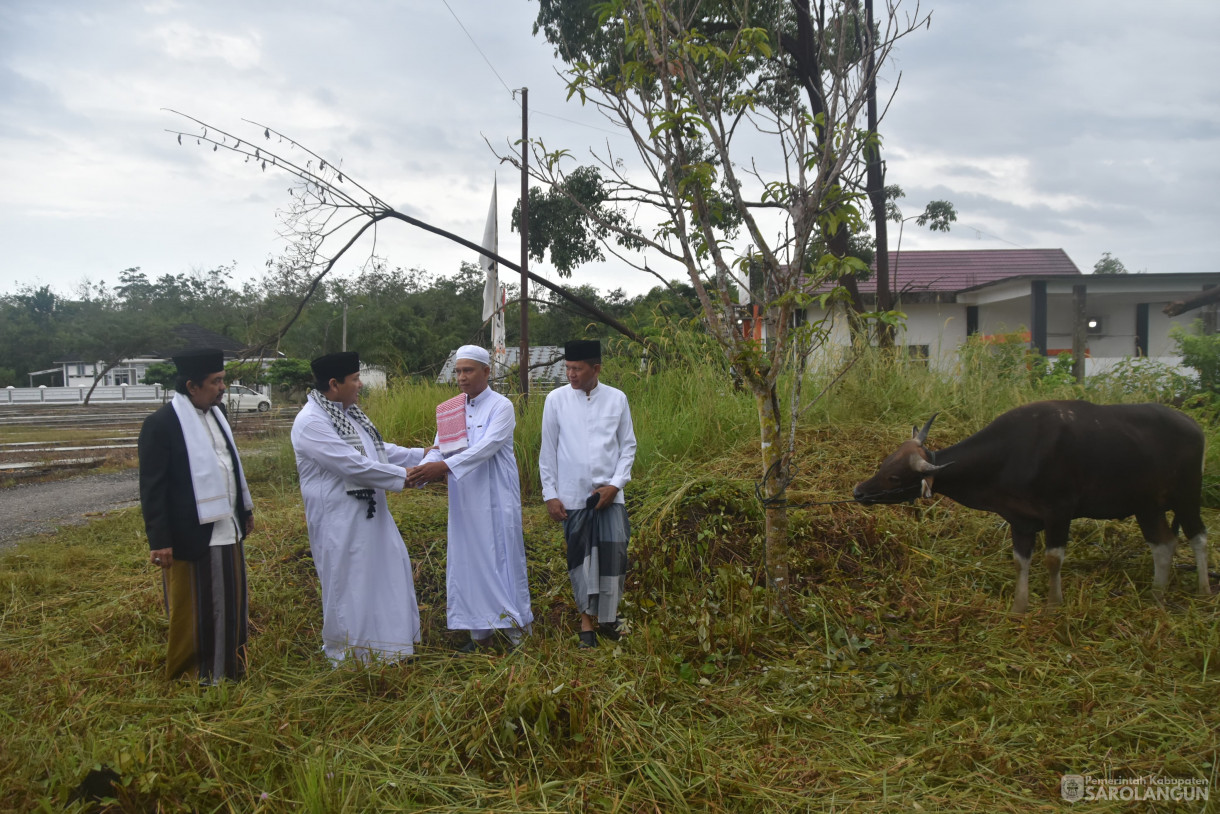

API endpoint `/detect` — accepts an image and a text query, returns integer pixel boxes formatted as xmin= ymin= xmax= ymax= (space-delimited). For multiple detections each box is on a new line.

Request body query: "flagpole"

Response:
xmin=519 ymin=86 xmax=530 ymax=401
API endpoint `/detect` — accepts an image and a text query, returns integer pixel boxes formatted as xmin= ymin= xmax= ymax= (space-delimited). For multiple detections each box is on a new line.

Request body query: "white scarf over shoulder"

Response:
xmin=171 ymin=392 xmax=254 ymax=524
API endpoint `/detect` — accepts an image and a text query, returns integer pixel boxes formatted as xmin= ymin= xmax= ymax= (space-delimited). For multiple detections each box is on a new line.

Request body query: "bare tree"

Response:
xmin=163 ymin=111 xmax=657 ymax=357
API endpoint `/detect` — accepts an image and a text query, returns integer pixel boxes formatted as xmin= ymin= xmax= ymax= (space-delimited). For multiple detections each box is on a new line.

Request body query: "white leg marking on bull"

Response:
xmin=1149 ymin=542 xmax=1174 ymax=593
xmin=1188 ymin=532 xmax=1211 ymax=596
xmin=1012 ymin=551 xmax=1031 ymax=614
xmin=1044 ymin=547 xmax=1065 ymax=607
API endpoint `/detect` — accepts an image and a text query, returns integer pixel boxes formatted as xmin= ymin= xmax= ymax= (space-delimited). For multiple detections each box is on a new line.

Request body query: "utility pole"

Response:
xmin=519 ymin=87 xmax=530 ymax=399
xmin=341 ymin=302 xmax=361 ymax=351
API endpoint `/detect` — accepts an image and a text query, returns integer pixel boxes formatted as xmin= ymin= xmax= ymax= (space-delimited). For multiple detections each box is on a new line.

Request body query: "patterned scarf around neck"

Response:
xmin=308 ymin=389 xmax=388 ymax=519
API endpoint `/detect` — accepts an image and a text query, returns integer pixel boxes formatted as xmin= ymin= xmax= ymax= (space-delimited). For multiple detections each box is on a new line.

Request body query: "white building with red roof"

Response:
xmin=811 ymin=249 xmax=1220 ymax=375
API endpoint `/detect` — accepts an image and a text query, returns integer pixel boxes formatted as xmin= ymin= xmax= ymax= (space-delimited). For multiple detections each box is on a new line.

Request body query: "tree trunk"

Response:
xmin=755 ymin=384 xmax=790 ymax=610
xmin=864 ymin=0 xmax=894 ymax=348
xmin=83 ymin=360 xmax=121 ymax=406
xmin=385 ymin=211 xmax=658 ymax=356
xmin=1164 ymin=284 xmax=1220 ymax=317
xmin=828 ymin=224 xmax=866 ymax=342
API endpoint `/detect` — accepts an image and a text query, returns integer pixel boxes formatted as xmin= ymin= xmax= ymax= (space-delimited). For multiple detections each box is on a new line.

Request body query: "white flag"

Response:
xmin=481 ymin=181 xmax=498 ymax=322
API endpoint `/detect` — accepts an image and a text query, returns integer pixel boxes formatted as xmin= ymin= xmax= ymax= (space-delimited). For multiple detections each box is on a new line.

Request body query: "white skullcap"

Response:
xmin=455 ymin=344 xmax=491 ymax=366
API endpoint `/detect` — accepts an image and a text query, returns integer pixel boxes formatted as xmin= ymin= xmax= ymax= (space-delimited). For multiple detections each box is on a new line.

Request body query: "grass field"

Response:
xmin=1 ymin=348 xmax=1218 ymax=812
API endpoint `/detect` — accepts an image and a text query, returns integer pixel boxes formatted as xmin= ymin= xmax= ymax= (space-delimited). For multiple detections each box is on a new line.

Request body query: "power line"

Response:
xmin=958 ymin=223 xmax=1027 ymax=249
xmin=532 ymin=108 xmax=622 ymax=136
xmin=440 ymin=0 xmax=515 ymax=99
xmin=440 ymin=1 xmax=624 ymax=139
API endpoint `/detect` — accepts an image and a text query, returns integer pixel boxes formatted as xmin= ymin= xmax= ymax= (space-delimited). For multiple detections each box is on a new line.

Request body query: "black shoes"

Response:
xmin=578 ymin=621 xmax=623 ymax=649
xmin=454 ymin=637 xmax=493 ymax=655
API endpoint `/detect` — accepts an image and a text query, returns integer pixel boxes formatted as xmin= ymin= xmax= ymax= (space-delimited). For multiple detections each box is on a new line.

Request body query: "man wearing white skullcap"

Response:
xmin=407 ymin=345 xmax=533 ymax=652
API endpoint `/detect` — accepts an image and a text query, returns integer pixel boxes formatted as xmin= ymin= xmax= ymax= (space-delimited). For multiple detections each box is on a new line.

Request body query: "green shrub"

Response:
xmin=1171 ymin=319 xmax=1220 ymax=394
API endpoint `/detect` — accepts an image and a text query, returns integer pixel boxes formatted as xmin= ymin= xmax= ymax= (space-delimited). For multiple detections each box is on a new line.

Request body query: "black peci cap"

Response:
xmin=311 ymin=351 xmax=360 ymax=383
xmin=564 ymin=340 xmax=601 ymax=362
xmin=172 ymin=348 xmax=225 ymax=380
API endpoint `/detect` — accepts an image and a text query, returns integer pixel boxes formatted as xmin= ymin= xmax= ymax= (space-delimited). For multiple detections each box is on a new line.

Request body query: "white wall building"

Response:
xmin=808 ymin=250 xmax=1219 ymax=376
xmin=52 ymin=323 xmax=281 ymax=389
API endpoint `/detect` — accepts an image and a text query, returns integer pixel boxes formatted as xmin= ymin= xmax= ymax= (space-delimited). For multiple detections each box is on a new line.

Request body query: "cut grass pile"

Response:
xmin=2 ymin=350 xmax=1218 ymax=811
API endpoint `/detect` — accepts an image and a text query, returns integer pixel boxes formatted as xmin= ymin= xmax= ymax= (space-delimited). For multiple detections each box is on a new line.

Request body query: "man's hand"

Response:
xmin=407 ymin=461 xmax=451 ymax=487
xmin=592 ymin=484 xmax=619 ymax=511
xmin=150 ymin=548 xmax=174 ymax=569
xmin=545 ymin=498 xmax=568 ymax=522
xmin=244 ymin=514 xmax=255 ymax=536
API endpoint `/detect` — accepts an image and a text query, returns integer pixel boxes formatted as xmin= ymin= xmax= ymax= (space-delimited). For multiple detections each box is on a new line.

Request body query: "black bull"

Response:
xmin=853 ymin=400 xmax=1212 ymax=612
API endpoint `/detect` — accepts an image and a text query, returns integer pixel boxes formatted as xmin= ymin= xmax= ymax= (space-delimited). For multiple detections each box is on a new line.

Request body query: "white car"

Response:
xmin=225 ymin=384 xmax=272 ymax=413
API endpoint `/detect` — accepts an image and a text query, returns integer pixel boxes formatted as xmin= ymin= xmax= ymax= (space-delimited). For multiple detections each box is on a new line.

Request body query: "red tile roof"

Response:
xmin=868 ymin=249 xmax=1082 ymax=293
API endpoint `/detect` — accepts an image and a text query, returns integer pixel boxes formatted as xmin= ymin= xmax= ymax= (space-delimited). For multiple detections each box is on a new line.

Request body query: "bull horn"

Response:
xmin=910 ymin=454 xmax=949 ymax=474
xmin=913 ymin=412 xmax=939 ymax=445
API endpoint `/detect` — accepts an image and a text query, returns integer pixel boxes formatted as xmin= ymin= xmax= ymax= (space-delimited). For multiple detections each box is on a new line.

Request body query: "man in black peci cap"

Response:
xmin=290 ymin=351 xmax=426 ymax=665
xmin=138 ymin=347 xmax=255 ymax=683
xmin=539 ymin=340 xmax=637 ymax=648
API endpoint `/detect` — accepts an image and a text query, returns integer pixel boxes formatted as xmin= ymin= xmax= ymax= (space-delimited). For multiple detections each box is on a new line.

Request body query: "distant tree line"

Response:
xmin=0 ymin=261 xmax=699 ymax=388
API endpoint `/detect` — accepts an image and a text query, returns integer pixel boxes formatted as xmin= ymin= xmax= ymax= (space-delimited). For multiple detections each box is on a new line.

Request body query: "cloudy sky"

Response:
xmin=2 ymin=0 xmax=1217 ymax=302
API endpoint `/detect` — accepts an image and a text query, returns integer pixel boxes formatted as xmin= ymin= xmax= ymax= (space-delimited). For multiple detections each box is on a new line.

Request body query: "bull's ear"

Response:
xmin=915 ymin=412 xmax=939 ymax=445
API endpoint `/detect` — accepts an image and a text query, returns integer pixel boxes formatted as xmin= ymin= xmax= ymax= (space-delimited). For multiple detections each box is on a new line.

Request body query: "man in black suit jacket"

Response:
xmin=138 ymin=348 xmax=254 ymax=682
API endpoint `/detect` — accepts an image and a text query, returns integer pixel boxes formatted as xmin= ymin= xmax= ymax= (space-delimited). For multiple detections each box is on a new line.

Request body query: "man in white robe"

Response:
xmin=407 ymin=345 xmax=533 ymax=652
xmin=291 ymin=351 xmax=424 ymax=665
xmin=539 ymin=339 xmax=637 ymax=648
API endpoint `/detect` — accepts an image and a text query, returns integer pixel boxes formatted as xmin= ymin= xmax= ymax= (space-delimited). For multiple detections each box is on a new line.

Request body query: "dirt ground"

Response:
xmin=0 ymin=469 xmax=140 ymax=550
xmin=0 ymin=403 xmax=289 ymax=552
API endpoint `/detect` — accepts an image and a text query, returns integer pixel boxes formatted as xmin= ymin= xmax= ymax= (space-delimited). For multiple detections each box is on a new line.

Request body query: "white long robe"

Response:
xmin=291 ymin=399 xmax=424 ymax=664
xmin=539 ymin=382 xmax=637 ymax=511
xmin=422 ymin=387 xmax=533 ymax=632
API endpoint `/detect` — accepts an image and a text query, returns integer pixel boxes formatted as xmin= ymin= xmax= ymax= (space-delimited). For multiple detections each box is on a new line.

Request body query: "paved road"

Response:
xmin=0 ymin=470 xmax=140 ymax=550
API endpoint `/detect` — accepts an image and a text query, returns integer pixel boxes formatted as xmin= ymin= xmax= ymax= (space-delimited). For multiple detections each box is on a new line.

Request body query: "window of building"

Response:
xmin=905 ymin=344 xmax=930 ymax=364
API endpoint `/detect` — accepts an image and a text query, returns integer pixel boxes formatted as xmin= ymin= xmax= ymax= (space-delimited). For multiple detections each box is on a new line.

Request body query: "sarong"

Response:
xmin=563 ymin=498 xmax=630 ymax=624
xmin=162 ymin=541 xmax=248 ymax=682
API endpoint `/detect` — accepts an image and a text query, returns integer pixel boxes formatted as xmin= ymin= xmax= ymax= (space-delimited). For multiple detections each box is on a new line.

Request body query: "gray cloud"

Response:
xmin=2 ymin=0 xmax=1217 ymax=298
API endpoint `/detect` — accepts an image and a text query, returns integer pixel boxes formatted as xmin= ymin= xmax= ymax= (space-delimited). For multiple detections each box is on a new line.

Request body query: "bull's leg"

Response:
xmin=1043 ymin=521 xmax=1071 ymax=607
xmin=1173 ymin=470 xmax=1208 ymax=597
xmin=1188 ymin=532 xmax=1211 ymax=596
xmin=1136 ymin=512 xmax=1176 ymax=596
xmin=1011 ymin=527 xmax=1037 ymax=614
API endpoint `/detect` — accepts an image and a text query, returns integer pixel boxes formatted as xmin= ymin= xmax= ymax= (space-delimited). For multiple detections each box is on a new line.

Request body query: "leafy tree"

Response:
xmin=1093 ymin=252 xmax=1128 ymax=275
xmin=513 ymin=166 xmax=644 ymax=275
xmin=141 ymin=361 xmax=177 ymax=387
xmin=72 ymin=306 xmax=174 ymax=405
xmin=524 ymin=0 xmax=932 ymax=604
xmin=0 ymin=285 xmax=67 ymax=386
xmin=267 ymin=358 xmax=315 ymax=396
xmin=888 ymin=186 xmax=957 ymax=293
xmin=225 ymin=359 xmax=267 ymax=386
